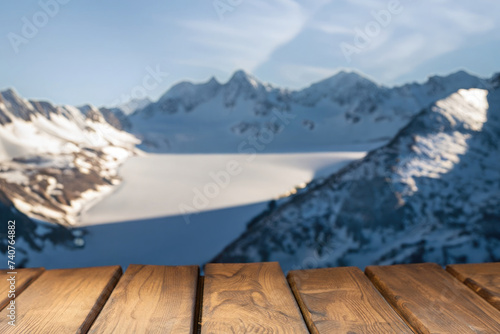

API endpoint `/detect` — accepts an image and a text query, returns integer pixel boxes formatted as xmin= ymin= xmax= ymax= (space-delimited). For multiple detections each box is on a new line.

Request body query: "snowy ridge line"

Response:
xmin=212 ymin=88 xmax=500 ymax=270
xmin=0 ymin=70 xmax=498 ymax=227
xmin=0 ymin=89 xmax=140 ymax=225
xmin=127 ymin=69 xmax=491 ymax=154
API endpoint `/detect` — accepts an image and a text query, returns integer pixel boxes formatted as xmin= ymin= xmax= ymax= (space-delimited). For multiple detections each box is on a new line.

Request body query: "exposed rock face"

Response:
xmin=99 ymin=107 xmax=132 ymax=131
xmin=0 ymin=89 xmax=139 ymax=226
xmin=212 ymin=88 xmax=500 ymax=271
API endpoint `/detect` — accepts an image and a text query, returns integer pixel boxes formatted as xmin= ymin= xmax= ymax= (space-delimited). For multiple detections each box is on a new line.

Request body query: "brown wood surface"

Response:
xmin=0 ymin=265 xmax=121 ymax=334
xmin=288 ymin=267 xmax=412 ymax=333
xmin=447 ymin=262 xmax=500 ymax=311
xmin=89 ymin=264 xmax=199 ymax=334
xmin=201 ymin=262 xmax=309 ymax=333
xmin=0 ymin=268 xmax=44 ymax=311
xmin=366 ymin=263 xmax=500 ymax=334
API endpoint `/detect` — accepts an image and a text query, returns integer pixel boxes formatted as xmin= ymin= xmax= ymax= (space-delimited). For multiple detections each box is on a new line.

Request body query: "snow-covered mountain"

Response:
xmin=129 ymin=70 xmax=488 ymax=153
xmin=1 ymin=70 xmax=498 ymax=270
xmin=212 ymin=84 xmax=500 ymax=270
xmin=0 ymin=70 xmax=494 ymax=229
xmin=0 ymin=89 xmax=139 ymax=225
xmin=115 ymin=97 xmax=151 ymax=115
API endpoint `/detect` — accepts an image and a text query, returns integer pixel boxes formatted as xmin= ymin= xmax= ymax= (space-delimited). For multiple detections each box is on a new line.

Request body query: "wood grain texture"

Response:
xmin=0 ymin=265 xmax=122 ymax=334
xmin=288 ymin=267 xmax=412 ymax=333
xmin=366 ymin=263 xmax=500 ymax=334
xmin=0 ymin=268 xmax=44 ymax=311
xmin=201 ymin=262 xmax=309 ymax=333
xmin=89 ymin=264 xmax=199 ymax=334
xmin=447 ymin=262 xmax=500 ymax=311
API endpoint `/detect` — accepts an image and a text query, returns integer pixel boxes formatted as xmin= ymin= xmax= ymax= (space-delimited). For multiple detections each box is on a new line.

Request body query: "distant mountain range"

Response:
xmin=0 ymin=69 xmax=498 ymax=270
xmin=213 ymin=76 xmax=500 ymax=270
xmin=127 ymin=69 xmax=488 ymax=153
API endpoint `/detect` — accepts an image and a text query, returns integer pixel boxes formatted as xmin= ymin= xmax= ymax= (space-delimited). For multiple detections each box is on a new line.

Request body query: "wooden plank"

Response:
xmin=447 ymin=262 xmax=500 ymax=311
xmin=201 ymin=262 xmax=309 ymax=333
xmin=0 ymin=268 xmax=44 ymax=311
xmin=89 ymin=264 xmax=199 ymax=334
xmin=366 ymin=263 xmax=500 ymax=333
xmin=0 ymin=265 xmax=121 ymax=333
xmin=288 ymin=267 xmax=412 ymax=333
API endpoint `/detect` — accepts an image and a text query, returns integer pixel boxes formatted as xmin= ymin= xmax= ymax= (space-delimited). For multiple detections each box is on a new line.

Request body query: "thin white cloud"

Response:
xmin=309 ymin=21 xmax=352 ymax=35
xmin=441 ymin=8 xmax=495 ymax=33
xmin=2 ymin=0 xmax=498 ymax=105
xmin=255 ymin=0 xmax=500 ymax=86
xmin=175 ymin=0 xmax=307 ymax=72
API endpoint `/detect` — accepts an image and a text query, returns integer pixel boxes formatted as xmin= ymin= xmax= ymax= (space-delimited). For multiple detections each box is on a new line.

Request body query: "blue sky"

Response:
xmin=1 ymin=0 xmax=499 ymax=106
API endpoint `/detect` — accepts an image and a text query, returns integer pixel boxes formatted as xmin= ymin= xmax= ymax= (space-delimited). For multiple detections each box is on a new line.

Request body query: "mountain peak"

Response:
xmin=207 ymin=76 xmax=220 ymax=85
xmin=115 ymin=97 xmax=152 ymax=115
xmin=160 ymin=75 xmax=222 ymax=102
xmin=164 ymin=81 xmax=195 ymax=97
xmin=296 ymin=70 xmax=379 ymax=103
xmin=490 ymin=72 xmax=500 ymax=89
xmin=1 ymin=88 xmax=21 ymax=101
xmin=77 ymin=104 xmax=106 ymax=122
xmin=230 ymin=69 xmax=252 ymax=81
xmin=226 ymin=70 xmax=262 ymax=89
xmin=332 ymin=70 xmax=363 ymax=79
xmin=324 ymin=70 xmax=376 ymax=87
xmin=0 ymin=88 xmax=33 ymax=113
xmin=1 ymin=88 xmax=17 ymax=95
xmin=427 ymin=70 xmax=484 ymax=85
xmin=421 ymin=70 xmax=487 ymax=96
xmin=78 ymin=104 xmax=99 ymax=113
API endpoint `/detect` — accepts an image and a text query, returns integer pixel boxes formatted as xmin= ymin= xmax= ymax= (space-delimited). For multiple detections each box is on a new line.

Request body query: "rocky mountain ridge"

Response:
xmin=213 ymin=86 xmax=500 ymax=270
xmin=127 ymin=70 xmax=490 ymax=153
xmin=0 ymin=89 xmax=139 ymax=225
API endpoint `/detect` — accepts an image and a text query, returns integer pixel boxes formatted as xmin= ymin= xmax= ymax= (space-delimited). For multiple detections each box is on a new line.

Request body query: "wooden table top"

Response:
xmin=1 ymin=262 xmax=499 ymax=333
xmin=447 ymin=262 xmax=500 ymax=312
